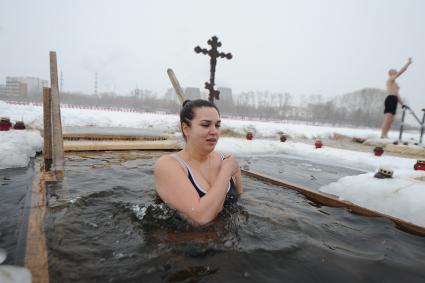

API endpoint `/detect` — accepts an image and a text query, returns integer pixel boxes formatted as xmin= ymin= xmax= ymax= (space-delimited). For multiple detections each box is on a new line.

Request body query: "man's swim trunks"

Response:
xmin=384 ymin=95 xmax=398 ymax=115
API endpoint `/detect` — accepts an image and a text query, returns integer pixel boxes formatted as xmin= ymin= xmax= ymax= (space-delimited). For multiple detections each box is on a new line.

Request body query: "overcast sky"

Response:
xmin=1 ymin=0 xmax=424 ymax=113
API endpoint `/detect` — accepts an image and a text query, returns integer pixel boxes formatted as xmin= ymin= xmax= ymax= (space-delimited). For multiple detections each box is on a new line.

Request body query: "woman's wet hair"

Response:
xmin=180 ymin=99 xmax=220 ymax=140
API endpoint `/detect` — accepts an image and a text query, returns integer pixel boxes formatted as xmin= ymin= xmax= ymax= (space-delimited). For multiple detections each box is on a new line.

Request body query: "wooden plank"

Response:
xmin=242 ymin=169 xmax=348 ymax=207
xmin=25 ymin=161 xmax=53 ymax=283
xmin=43 ymin=87 xmax=53 ymax=169
xmin=385 ymin=143 xmax=425 ymax=157
xmin=167 ymin=68 xmax=186 ymax=105
xmin=63 ymin=133 xmax=169 ymax=141
xmin=49 ymin=51 xmax=64 ymax=171
xmin=241 ymin=169 xmax=425 ymax=236
xmin=63 ymin=140 xmax=182 ymax=151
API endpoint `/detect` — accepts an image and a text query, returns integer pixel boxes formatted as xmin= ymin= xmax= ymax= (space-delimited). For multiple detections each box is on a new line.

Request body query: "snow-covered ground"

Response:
xmin=0 ymin=249 xmax=31 ymax=283
xmin=216 ymin=137 xmax=416 ymax=172
xmin=1 ymin=100 xmax=424 ymax=228
xmin=2 ymin=100 xmax=423 ymax=141
xmin=0 ymin=130 xmax=42 ymax=170
xmin=320 ymin=170 xmax=425 ymax=227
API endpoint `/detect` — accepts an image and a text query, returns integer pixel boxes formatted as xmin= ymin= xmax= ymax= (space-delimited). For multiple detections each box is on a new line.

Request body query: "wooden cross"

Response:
xmin=194 ymin=36 xmax=232 ymax=103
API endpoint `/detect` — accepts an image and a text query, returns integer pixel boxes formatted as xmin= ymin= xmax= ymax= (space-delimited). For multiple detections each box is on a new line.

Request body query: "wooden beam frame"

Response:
xmin=25 ymin=161 xmax=52 ymax=283
xmin=49 ymin=51 xmax=64 ymax=172
xmin=241 ymin=169 xmax=425 ymax=236
xmin=43 ymin=87 xmax=52 ymax=170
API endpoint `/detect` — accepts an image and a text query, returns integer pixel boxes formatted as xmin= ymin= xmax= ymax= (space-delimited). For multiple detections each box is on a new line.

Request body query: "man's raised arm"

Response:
xmin=395 ymin=57 xmax=413 ymax=79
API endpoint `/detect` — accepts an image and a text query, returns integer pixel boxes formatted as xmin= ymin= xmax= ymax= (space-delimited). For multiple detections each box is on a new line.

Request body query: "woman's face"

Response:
xmin=183 ymin=107 xmax=221 ymax=152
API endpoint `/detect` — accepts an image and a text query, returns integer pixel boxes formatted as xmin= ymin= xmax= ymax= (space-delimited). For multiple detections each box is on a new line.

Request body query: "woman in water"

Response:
xmin=154 ymin=99 xmax=243 ymax=225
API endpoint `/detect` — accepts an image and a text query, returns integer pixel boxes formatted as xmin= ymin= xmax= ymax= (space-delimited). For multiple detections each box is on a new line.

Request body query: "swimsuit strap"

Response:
xmin=171 ymin=153 xmax=231 ymax=194
xmin=171 ymin=153 xmax=189 ymax=174
xmin=171 ymin=153 xmax=208 ymax=194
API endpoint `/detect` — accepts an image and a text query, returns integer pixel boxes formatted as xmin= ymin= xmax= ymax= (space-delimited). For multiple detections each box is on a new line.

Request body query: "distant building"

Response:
xmin=184 ymin=87 xmax=201 ymax=100
xmin=0 ymin=76 xmax=48 ymax=98
xmin=164 ymin=87 xmax=201 ymax=102
xmin=217 ymin=87 xmax=233 ymax=103
xmin=164 ymin=88 xmax=179 ymax=103
xmin=215 ymin=87 xmax=234 ymax=113
xmin=0 ymin=85 xmax=7 ymax=96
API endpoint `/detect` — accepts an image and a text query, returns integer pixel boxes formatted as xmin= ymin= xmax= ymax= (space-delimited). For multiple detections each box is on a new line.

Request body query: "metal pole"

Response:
xmin=42 ymin=87 xmax=52 ymax=170
xmin=407 ymin=107 xmax=422 ymax=124
xmin=420 ymin=109 xmax=425 ymax=144
xmin=398 ymin=107 xmax=406 ymax=142
xmin=404 ymin=107 xmax=423 ymax=144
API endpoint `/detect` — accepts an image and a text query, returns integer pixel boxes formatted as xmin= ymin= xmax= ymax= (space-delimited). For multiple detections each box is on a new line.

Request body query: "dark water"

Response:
xmin=0 ymin=160 xmax=34 ymax=265
xmin=239 ymin=154 xmax=365 ymax=190
xmin=43 ymin=151 xmax=425 ymax=283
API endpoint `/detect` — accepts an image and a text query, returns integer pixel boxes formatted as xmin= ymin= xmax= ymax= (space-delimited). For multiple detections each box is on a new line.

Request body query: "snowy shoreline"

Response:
xmin=1 ymin=100 xmax=424 ymax=228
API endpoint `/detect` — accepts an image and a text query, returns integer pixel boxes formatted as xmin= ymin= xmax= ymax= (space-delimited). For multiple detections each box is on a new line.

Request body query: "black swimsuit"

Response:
xmin=172 ymin=153 xmax=239 ymax=204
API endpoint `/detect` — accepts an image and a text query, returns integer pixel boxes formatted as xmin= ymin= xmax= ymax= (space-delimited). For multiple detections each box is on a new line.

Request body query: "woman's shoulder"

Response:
xmin=209 ymin=151 xmax=226 ymax=167
xmin=210 ymin=150 xmax=222 ymax=158
xmin=154 ymin=153 xmax=180 ymax=169
xmin=214 ymin=151 xmax=227 ymax=161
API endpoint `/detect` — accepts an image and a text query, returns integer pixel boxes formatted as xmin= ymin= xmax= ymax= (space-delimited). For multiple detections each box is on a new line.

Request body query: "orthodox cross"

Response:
xmin=194 ymin=36 xmax=232 ymax=103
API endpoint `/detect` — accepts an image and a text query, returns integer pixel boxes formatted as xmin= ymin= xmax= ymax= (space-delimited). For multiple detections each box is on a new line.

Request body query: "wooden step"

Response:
xmin=63 ymin=139 xmax=182 ymax=152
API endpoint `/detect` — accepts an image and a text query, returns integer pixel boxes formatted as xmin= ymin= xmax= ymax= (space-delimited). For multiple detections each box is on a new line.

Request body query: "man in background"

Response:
xmin=381 ymin=57 xmax=412 ymax=139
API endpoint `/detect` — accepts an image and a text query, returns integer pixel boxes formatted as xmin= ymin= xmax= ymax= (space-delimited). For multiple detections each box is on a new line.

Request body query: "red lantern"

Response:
xmin=246 ymin=132 xmax=253 ymax=140
xmin=314 ymin=139 xmax=322 ymax=148
xmin=13 ymin=121 xmax=26 ymax=130
xmin=414 ymin=160 xmax=425 ymax=171
xmin=0 ymin=117 xmax=12 ymax=131
xmin=373 ymin=146 xmax=384 ymax=156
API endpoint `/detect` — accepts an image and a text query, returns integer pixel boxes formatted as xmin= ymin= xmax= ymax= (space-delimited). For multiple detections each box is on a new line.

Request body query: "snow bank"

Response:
xmin=0 ymin=249 xmax=31 ymax=283
xmin=217 ymin=138 xmax=416 ymax=172
xmin=0 ymin=130 xmax=43 ymax=169
xmin=320 ymin=170 xmax=425 ymax=227
xmin=0 ymin=265 xmax=31 ymax=283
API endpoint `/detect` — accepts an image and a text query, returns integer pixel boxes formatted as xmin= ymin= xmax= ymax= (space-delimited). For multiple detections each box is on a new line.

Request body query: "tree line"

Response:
xmin=0 ymin=87 xmax=402 ymax=128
